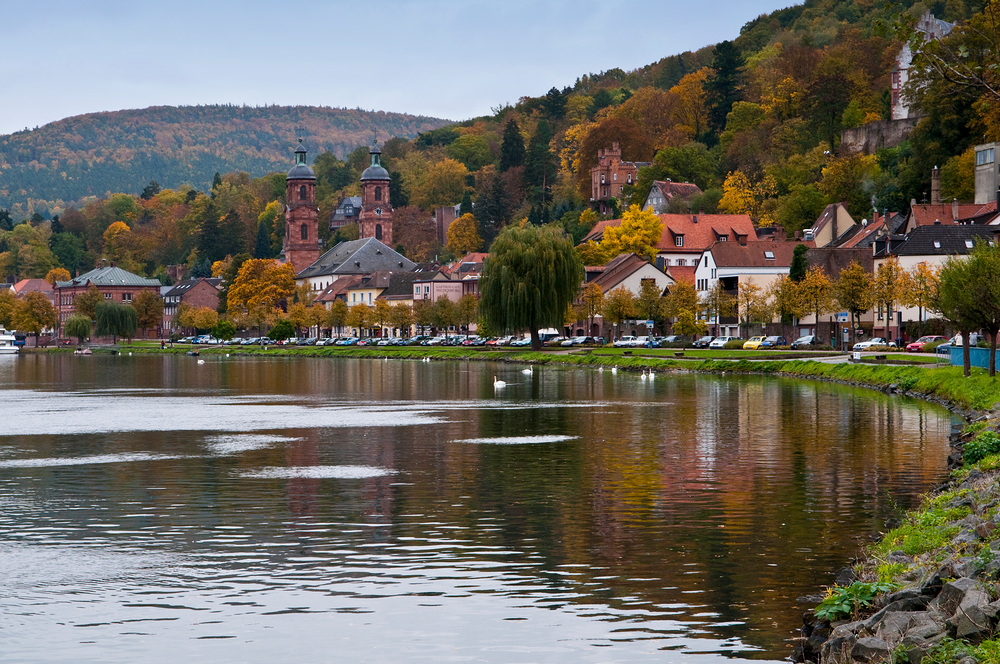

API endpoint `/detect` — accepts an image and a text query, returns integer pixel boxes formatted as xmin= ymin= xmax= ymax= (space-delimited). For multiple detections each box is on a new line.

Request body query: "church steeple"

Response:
xmin=282 ymin=140 xmax=320 ymax=275
xmin=359 ymin=140 xmax=394 ymax=246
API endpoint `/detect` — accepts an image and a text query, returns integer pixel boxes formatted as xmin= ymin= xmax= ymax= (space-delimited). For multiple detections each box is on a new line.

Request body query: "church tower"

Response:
xmin=283 ymin=141 xmax=321 ymax=275
xmin=358 ymin=142 xmax=394 ymax=246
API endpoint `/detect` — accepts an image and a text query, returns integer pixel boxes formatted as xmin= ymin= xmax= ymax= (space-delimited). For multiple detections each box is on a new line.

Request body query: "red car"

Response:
xmin=905 ymin=335 xmax=946 ymax=352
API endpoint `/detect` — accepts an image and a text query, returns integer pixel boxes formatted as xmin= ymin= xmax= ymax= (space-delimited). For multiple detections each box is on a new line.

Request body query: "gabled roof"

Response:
xmin=582 ymin=213 xmax=756 ymax=253
xmin=347 ymin=271 xmax=394 ymax=291
xmin=296 ymin=238 xmax=417 ymax=279
xmin=891 ymin=224 xmax=997 ymax=256
xmin=589 ymin=253 xmax=666 ymax=293
xmin=709 ymin=240 xmax=801 ymax=268
xmin=13 ymin=279 xmax=53 ymax=295
xmin=379 ymin=272 xmax=422 ymax=299
xmin=56 ymin=266 xmax=161 ymax=288
xmin=315 ymin=275 xmax=362 ymax=303
xmin=444 ymin=252 xmax=489 ymax=277
xmin=650 ymin=180 xmax=703 ymax=199
xmin=668 ymin=265 xmax=697 ymax=284
xmin=163 ymin=278 xmax=222 ymax=298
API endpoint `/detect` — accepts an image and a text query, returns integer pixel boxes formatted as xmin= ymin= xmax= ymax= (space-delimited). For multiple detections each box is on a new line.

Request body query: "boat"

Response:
xmin=0 ymin=329 xmax=19 ymax=355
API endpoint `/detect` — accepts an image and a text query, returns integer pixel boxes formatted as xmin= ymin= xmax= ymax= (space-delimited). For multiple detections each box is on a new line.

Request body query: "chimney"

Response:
xmin=699 ymin=207 xmax=705 ymax=215
xmin=931 ymin=166 xmax=941 ymax=204
xmin=794 ymin=230 xmax=801 ymax=240
xmin=952 ymin=198 xmax=959 ymax=221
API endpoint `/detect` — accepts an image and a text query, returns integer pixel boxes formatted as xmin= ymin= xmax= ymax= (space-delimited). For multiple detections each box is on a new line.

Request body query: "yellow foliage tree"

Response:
xmin=414 ymin=158 xmax=469 ymax=210
xmin=45 ymin=267 xmax=71 ymax=286
xmin=719 ymin=170 xmax=778 ymax=226
xmin=447 ymin=213 xmax=483 ymax=255
xmin=669 ymin=68 xmax=711 ymax=140
xmin=227 ymin=259 xmax=295 ymax=332
xmin=599 ymin=205 xmax=663 ymax=263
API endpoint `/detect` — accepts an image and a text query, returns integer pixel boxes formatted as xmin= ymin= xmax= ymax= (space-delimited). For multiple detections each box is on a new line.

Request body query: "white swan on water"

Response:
xmin=521 ymin=367 xmax=532 ymax=375
xmin=197 ymin=359 xmax=205 ymax=365
xmin=493 ymin=376 xmax=506 ymax=388
xmin=610 ymin=366 xmax=618 ymax=375
xmin=640 ymin=370 xmax=648 ymax=381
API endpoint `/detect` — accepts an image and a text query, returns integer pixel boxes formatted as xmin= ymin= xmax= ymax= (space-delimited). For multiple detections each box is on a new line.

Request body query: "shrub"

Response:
xmin=813 ymin=581 xmax=898 ymax=621
xmin=724 ymin=339 xmax=746 ymax=349
xmin=965 ymin=430 xmax=1000 ymax=465
xmin=923 ymin=340 xmax=946 ymax=353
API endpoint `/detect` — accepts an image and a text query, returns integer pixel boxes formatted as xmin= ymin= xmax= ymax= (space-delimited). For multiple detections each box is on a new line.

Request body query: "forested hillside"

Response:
xmin=0 ymin=105 xmax=450 ymax=216
xmin=2 ymin=0 xmax=997 ymax=288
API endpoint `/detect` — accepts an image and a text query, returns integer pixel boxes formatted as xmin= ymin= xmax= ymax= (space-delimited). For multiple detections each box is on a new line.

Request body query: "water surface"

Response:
xmin=0 ymin=355 xmax=954 ymax=662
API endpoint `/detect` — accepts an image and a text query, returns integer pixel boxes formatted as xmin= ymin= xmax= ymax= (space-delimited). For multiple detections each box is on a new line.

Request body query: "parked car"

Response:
xmin=613 ymin=336 xmax=637 ymax=348
xmin=905 ymin=335 xmax=947 ymax=352
xmin=240 ymin=337 xmax=259 ymax=345
xmin=759 ymin=336 xmax=787 ymax=348
xmin=561 ymin=336 xmax=592 ymax=346
xmin=853 ymin=337 xmax=891 ymax=351
xmin=660 ymin=335 xmax=687 ymax=345
xmin=510 ymin=337 xmax=532 ymax=346
xmin=335 ymin=337 xmax=359 ymax=346
xmin=790 ymin=334 xmax=820 ymax=349
xmin=709 ymin=336 xmax=738 ymax=348
xmin=692 ymin=335 xmax=715 ymax=348
xmin=743 ymin=336 xmax=767 ymax=350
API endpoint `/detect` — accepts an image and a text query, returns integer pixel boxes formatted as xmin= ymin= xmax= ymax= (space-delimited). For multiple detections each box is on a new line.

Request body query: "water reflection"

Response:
xmin=0 ymin=355 xmax=953 ymax=663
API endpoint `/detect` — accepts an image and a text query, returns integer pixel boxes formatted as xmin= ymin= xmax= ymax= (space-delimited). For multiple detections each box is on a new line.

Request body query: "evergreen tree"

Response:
xmin=255 ymin=218 xmax=273 ymax=259
xmin=789 ymin=244 xmax=809 ymax=282
xmin=525 ymin=120 xmax=556 ymax=206
xmin=389 ymin=171 xmax=409 ymax=208
xmin=460 ymin=190 xmax=473 ymax=217
xmin=190 ymin=257 xmax=212 ymax=279
xmin=196 ymin=204 xmax=222 ymax=262
xmin=589 ymin=89 xmax=614 ymax=116
xmin=499 ymin=119 xmax=525 ymax=172
xmin=0 ymin=209 xmax=11 ymax=232
xmin=704 ymin=40 xmax=744 ymax=136
xmin=211 ymin=172 xmax=223 ymax=191
xmin=541 ymin=87 xmax=568 ymax=120
xmin=140 ymin=180 xmax=161 ymax=200
xmin=218 ymin=209 xmax=246 ymax=258
xmin=50 ymin=215 xmax=63 ymax=234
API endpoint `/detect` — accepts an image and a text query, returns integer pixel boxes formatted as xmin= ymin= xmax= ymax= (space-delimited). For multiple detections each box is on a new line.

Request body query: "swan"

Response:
xmin=610 ymin=366 xmax=618 ymax=375
xmin=521 ymin=367 xmax=532 ymax=375
xmin=493 ymin=376 xmax=506 ymax=388
xmin=197 ymin=359 xmax=205 ymax=365
xmin=648 ymin=370 xmax=655 ymax=381
xmin=640 ymin=370 xmax=648 ymax=381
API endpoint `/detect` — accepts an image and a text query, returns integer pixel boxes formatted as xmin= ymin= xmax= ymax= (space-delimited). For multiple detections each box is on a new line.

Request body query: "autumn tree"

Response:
xmin=835 ymin=261 xmax=874 ymax=332
xmin=130 ymin=290 xmax=164 ymax=338
xmin=703 ymin=280 xmax=736 ymax=335
xmin=0 ymin=289 xmax=14 ymax=328
xmin=63 ymin=314 xmax=92 ymax=345
xmin=737 ymin=280 xmax=772 ymax=337
xmin=719 ymin=170 xmax=777 ymax=226
xmin=599 ymin=205 xmax=663 ymax=263
xmin=903 ymin=262 xmax=940 ymax=331
xmin=455 ymin=294 xmax=479 ymax=333
xmin=326 ymin=299 xmax=348 ymax=335
xmin=577 ymin=282 xmax=604 ymax=336
xmin=12 ymin=291 xmax=58 ymax=343
xmin=480 ymin=223 xmax=583 ymax=350
xmin=413 ymin=158 xmax=469 ymax=210
xmin=873 ymin=256 xmax=909 ymax=339
xmin=45 ymin=267 xmax=71 ymax=286
xmin=347 ymin=303 xmax=371 ymax=335
xmin=798 ymin=267 xmax=835 ymax=335
xmin=602 ymin=287 xmax=636 ymax=341
xmin=661 ymin=280 xmax=699 ymax=330
xmin=768 ymin=275 xmax=804 ymax=329
xmin=74 ymin=284 xmax=103 ymax=320
xmin=372 ymin=299 xmax=393 ymax=337
xmin=935 ymin=255 xmax=978 ymax=377
xmin=390 ymin=302 xmax=415 ymax=336
xmin=227 ymin=259 xmax=295 ymax=334
xmin=447 ymin=214 xmax=483 ymax=256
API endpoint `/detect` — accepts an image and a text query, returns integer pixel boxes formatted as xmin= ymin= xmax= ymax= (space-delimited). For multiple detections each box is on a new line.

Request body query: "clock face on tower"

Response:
xmin=375 ymin=208 xmax=382 ymax=216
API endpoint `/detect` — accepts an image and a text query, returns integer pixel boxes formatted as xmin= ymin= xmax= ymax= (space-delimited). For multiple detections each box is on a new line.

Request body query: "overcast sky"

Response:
xmin=1 ymin=0 xmax=798 ymax=136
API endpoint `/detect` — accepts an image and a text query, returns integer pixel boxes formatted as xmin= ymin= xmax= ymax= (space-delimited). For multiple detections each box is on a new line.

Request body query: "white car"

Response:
xmin=613 ymin=336 xmax=637 ymax=348
xmin=852 ymin=337 xmax=893 ymax=351
xmin=708 ymin=336 xmax=737 ymax=348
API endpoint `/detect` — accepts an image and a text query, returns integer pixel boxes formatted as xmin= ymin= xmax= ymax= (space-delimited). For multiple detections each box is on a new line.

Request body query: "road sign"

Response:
xmin=645 ymin=320 xmax=654 ymax=328
xmin=837 ymin=312 xmax=849 ymax=322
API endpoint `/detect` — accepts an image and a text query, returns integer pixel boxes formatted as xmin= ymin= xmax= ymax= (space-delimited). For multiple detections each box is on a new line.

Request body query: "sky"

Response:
xmin=1 ymin=0 xmax=799 ymax=136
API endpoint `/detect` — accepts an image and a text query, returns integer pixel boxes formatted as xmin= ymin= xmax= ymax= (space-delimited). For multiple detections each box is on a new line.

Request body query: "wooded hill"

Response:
xmin=0 ymin=105 xmax=450 ymax=216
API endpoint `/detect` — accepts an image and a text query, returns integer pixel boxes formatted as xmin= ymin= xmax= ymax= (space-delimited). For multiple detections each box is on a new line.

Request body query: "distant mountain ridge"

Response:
xmin=0 ymin=104 xmax=451 ymax=214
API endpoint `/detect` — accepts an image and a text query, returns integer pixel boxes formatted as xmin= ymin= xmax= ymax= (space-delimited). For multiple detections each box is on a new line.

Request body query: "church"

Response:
xmin=282 ymin=141 xmax=395 ymax=276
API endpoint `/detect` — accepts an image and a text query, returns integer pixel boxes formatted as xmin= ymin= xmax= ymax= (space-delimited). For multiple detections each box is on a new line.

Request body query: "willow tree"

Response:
xmin=95 ymin=301 xmax=137 ymax=343
xmin=480 ymin=223 xmax=583 ymax=350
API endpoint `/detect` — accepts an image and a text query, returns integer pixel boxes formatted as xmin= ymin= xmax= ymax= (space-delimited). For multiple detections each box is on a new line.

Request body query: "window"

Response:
xmin=122 ymin=292 xmax=132 ymax=303
xmin=934 ymin=241 xmax=941 ymax=249
xmin=424 ymin=286 xmax=430 ymax=294
xmin=674 ymin=235 xmax=684 ymax=247
xmin=344 ymin=205 xmax=352 ymax=214
xmin=375 ymin=186 xmax=382 ymax=201
xmin=977 ymin=148 xmax=996 ymax=166
xmin=375 ymin=224 xmax=382 ymax=240
xmin=718 ymin=236 xmax=727 ymax=242
xmin=300 ymin=224 xmax=308 ymax=240
xmin=299 ymin=185 xmax=307 ymax=201
xmin=703 ymin=256 xmax=708 ymax=267
xmin=613 ymin=172 xmax=617 ymax=181
xmin=764 ymin=251 xmax=775 ymax=260
xmin=966 ymin=240 xmax=974 ymax=249
xmin=601 ymin=174 xmax=605 ymax=184
xmin=104 ymin=292 xmax=112 ymax=300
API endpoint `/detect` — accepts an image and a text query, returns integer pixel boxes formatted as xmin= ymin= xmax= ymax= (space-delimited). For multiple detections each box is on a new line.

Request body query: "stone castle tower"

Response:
xmin=283 ymin=141 xmax=321 ymax=275
xmin=358 ymin=143 xmax=394 ymax=246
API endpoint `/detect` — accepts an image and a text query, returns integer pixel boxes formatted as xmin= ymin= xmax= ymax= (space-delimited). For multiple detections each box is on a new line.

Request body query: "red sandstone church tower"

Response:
xmin=282 ymin=141 xmax=321 ymax=275
xmin=358 ymin=143 xmax=394 ymax=246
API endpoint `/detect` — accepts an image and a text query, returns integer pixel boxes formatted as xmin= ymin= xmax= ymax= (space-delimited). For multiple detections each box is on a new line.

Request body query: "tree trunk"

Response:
xmin=530 ymin=328 xmax=541 ymax=351
xmin=962 ymin=328 xmax=971 ymax=378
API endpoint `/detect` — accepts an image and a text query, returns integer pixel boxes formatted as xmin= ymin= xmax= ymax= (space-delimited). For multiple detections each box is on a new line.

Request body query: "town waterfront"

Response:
xmin=0 ymin=354 xmax=955 ymax=663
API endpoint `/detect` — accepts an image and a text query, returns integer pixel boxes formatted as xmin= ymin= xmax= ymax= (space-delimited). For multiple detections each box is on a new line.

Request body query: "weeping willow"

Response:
xmin=95 ymin=301 xmax=138 ymax=343
xmin=480 ymin=223 xmax=583 ymax=350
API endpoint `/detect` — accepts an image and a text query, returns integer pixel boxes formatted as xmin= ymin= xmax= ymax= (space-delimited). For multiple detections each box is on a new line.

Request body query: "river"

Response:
xmin=0 ymin=354 xmax=955 ymax=663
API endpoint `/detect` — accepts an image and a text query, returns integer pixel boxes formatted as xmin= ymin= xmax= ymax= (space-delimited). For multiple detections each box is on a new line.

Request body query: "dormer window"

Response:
xmin=674 ymin=235 xmax=684 ymax=247
xmin=764 ymin=251 xmax=775 ymax=260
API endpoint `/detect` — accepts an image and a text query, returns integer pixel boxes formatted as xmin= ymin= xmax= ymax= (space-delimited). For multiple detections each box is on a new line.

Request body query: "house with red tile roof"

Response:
xmin=575 ymin=253 xmax=673 ymax=338
xmin=583 ymin=213 xmax=757 ymax=272
xmin=806 ymin=203 xmax=857 ymax=247
xmin=13 ymin=279 xmax=54 ymax=303
xmin=904 ymin=200 xmax=1000 ymax=233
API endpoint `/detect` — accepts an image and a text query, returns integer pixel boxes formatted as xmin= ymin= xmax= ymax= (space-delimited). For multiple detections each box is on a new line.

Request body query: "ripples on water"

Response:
xmin=0 ymin=355 xmax=955 ymax=663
